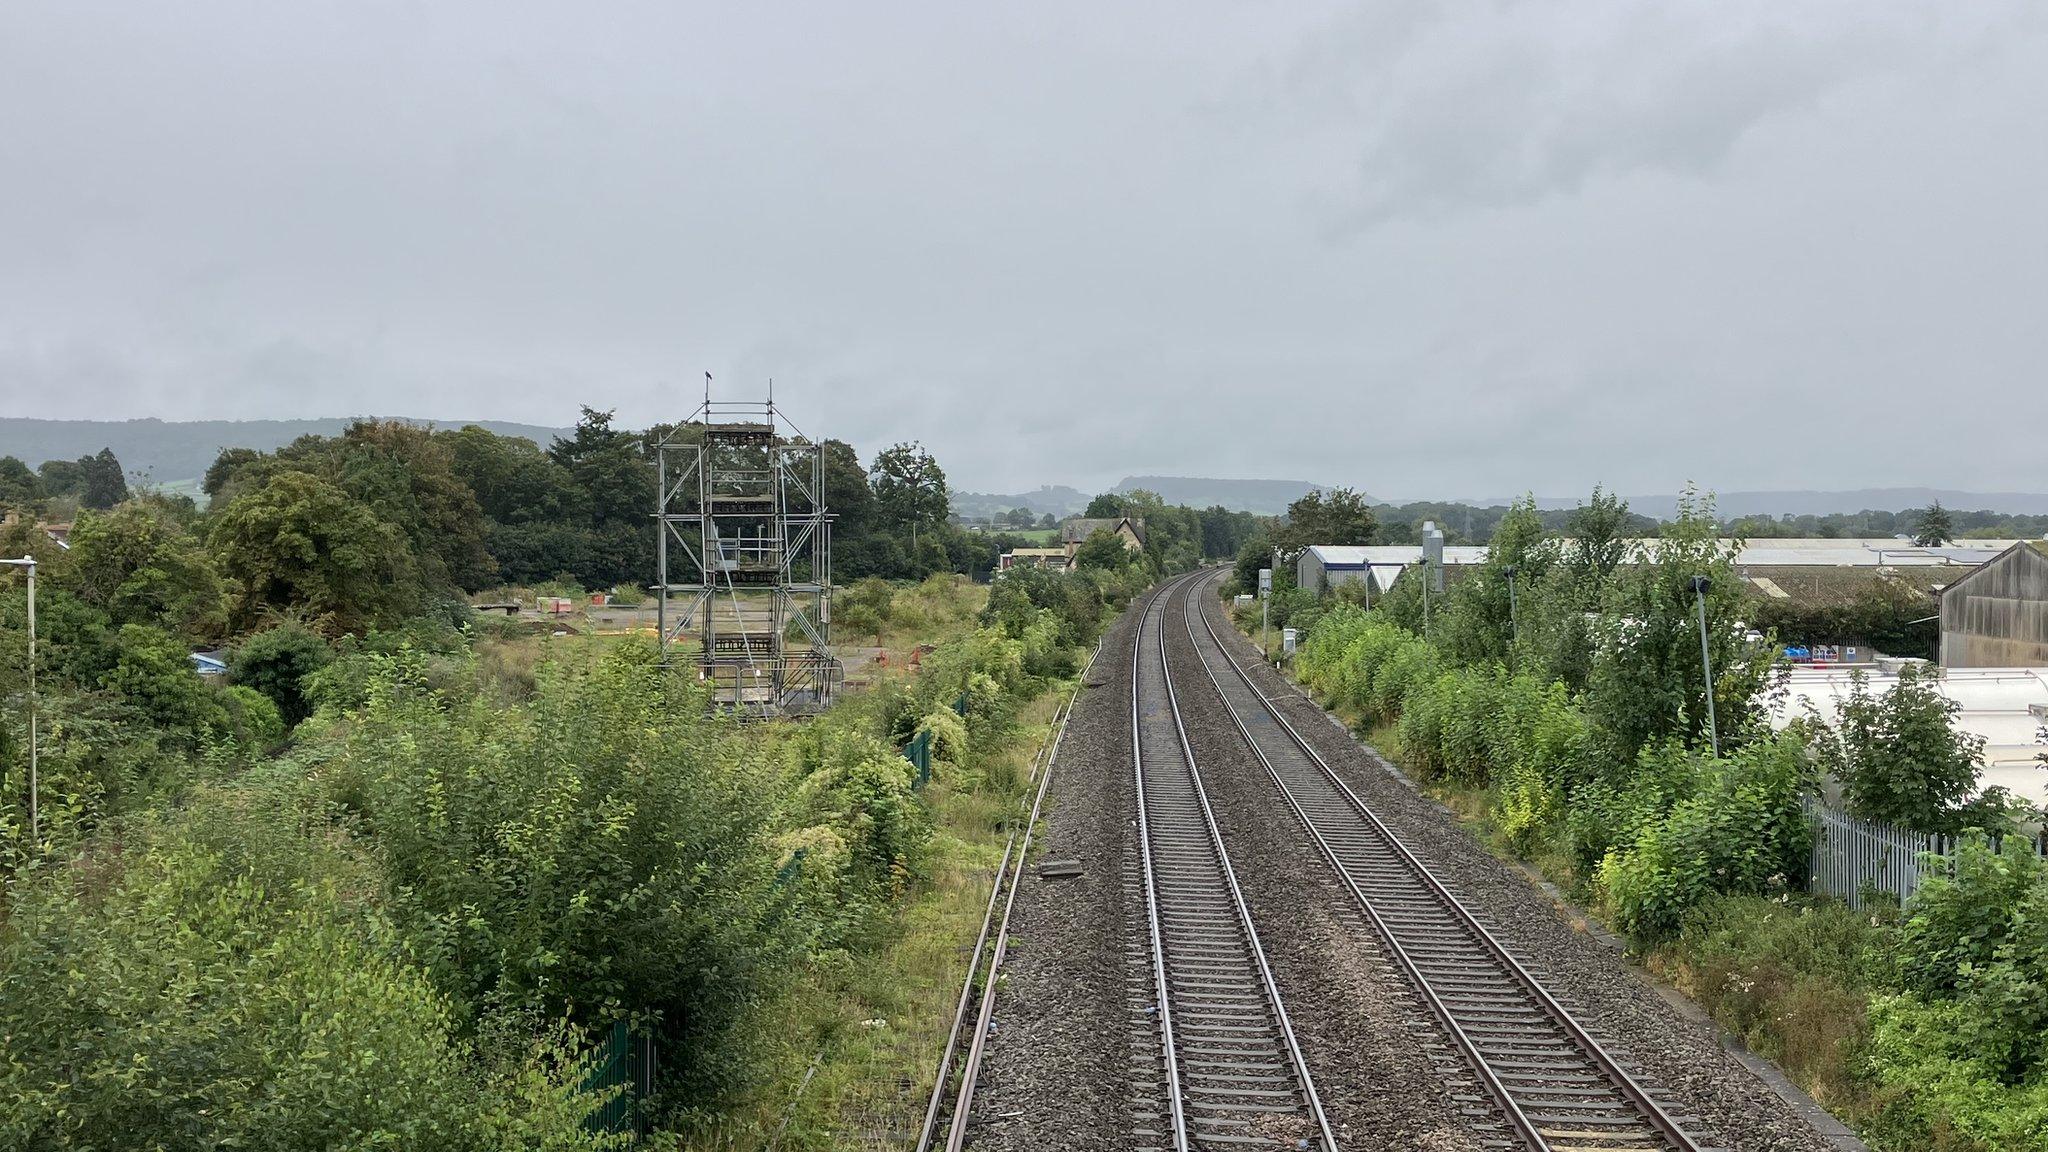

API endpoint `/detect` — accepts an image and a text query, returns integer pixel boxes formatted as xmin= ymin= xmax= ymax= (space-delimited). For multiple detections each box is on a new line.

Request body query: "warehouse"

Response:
xmin=1296 ymin=544 xmax=1489 ymax=596
xmin=1769 ymin=664 xmax=2048 ymax=807
xmin=1939 ymin=540 xmax=2048 ymax=668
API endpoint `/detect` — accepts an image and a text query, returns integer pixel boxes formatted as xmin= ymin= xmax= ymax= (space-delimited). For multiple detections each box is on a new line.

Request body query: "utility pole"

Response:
xmin=3 ymin=557 xmax=36 ymax=847
xmin=1691 ymin=574 xmax=1719 ymax=758
xmin=1503 ymin=564 xmax=1519 ymax=655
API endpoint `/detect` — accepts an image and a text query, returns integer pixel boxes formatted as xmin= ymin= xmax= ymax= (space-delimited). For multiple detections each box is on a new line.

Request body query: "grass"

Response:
xmin=1645 ymin=894 xmax=1885 ymax=1119
xmin=667 ymin=623 xmax=1070 ymax=1151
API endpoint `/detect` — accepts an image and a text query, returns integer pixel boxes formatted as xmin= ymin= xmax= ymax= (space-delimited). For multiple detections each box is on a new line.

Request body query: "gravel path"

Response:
xmin=1186 ymin=574 xmax=1847 ymax=1152
xmin=962 ymin=586 xmax=1150 ymax=1150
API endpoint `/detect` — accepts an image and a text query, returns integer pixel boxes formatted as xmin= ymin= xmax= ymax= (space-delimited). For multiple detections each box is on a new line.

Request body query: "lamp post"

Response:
xmin=1503 ymin=564 xmax=1519 ymax=652
xmin=2 ymin=557 xmax=35 ymax=846
xmin=1690 ymin=574 xmax=1719 ymax=758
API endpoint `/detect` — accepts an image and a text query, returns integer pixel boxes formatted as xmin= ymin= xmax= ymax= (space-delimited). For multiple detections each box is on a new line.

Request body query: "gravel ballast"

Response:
xmin=1184 ymin=574 xmax=1852 ymax=1152
xmin=962 ymin=586 xmax=1150 ymax=1150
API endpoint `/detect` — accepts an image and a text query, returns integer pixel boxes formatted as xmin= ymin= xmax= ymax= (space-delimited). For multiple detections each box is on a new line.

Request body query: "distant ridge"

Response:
xmin=949 ymin=485 xmax=1091 ymax=520
xmin=1110 ymin=476 xmax=1334 ymax=516
xmin=1454 ymin=489 xmax=2048 ymax=519
xmin=0 ymin=416 xmax=574 ymax=484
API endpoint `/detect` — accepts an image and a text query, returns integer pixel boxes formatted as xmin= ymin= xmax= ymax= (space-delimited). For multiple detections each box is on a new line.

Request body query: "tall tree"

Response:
xmin=79 ymin=448 xmax=128 ymax=510
xmin=209 ymin=471 xmax=417 ymax=634
xmin=305 ymin=422 xmax=496 ymax=592
xmin=1084 ymin=492 xmax=1134 ymax=518
xmin=1586 ymin=488 xmax=1770 ymax=761
xmin=869 ymin=442 xmax=949 ymax=568
xmin=1912 ymin=500 xmax=1955 ymax=547
xmin=1275 ymin=487 xmax=1377 ymax=555
xmin=63 ymin=499 xmax=229 ymax=643
xmin=0 ymin=456 xmax=42 ymax=508
xmin=1561 ymin=485 xmax=1633 ymax=587
xmin=548 ymin=408 xmax=654 ymax=588
xmin=442 ymin=426 xmax=590 ymax=585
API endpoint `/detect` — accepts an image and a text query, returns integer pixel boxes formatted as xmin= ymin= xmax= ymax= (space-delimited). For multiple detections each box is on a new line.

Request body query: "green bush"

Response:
xmin=231 ymin=622 xmax=333 ymax=726
xmin=1597 ymin=735 xmax=1811 ymax=942
xmin=0 ymin=823 xmax=616 ymax=1152
xmin=319 ymin=644 xmax=817 ymax=1106
xmin=1864 ymin=994 xmax=2048 ymax=1151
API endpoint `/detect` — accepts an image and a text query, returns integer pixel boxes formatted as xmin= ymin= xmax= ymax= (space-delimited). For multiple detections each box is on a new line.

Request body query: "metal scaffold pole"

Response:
xmin=652 ymin=380 xmax=837 ymax=716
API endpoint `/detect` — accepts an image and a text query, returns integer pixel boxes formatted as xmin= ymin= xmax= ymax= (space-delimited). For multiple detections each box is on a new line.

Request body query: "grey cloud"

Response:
xmin=1258 ymin=2 xmax=2023 ymax=229
xmin=2 ymin=2 xmax=2046 ymax=501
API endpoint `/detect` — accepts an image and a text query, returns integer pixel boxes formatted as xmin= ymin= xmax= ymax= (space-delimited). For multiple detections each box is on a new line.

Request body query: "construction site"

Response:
xmin=653 ymin=393 xmax=839 ymax=715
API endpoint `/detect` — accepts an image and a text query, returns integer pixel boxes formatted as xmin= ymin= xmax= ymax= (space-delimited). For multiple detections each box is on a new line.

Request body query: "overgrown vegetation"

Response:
xmin=1270 ymin=484 xmax=2047 ymax=1151
xmin=1 ymin=412 xmax=1154 ymax=1146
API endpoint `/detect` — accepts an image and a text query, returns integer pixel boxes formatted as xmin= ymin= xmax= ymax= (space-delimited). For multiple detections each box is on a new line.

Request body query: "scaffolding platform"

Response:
xmin=653 ymin=394 xmax=837 ymax=716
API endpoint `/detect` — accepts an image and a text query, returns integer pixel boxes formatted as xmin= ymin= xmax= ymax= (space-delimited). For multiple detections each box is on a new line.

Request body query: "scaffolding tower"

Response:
xmin=654 ymin=392 xmax=836 ymax=715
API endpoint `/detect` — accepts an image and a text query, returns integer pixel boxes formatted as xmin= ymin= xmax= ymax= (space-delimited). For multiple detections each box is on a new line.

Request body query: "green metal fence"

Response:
xmin=585 ymin=1019 xmax=653 ymax=1137
xmin=905 ymin=729 xmax=933 ymax=788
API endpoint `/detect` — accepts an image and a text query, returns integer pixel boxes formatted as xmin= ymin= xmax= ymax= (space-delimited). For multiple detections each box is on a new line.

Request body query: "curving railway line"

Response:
xmin=1180 ymin=569 xmax=1714 ymax=1152
xmin=1128 ymin=572 xmax=1335 ymax=1151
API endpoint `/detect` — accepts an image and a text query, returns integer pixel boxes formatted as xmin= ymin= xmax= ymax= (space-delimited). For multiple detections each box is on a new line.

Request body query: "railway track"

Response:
xmin=1179 ymin=571 xmax=1715 ymax=1152
xmin=916 ymin=640 xmax=1100 ymax=1152
xmin=1129 ymin=574 xmax=1334 ymax=1151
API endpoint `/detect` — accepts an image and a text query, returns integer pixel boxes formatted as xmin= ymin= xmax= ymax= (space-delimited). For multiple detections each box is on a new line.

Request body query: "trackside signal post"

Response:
xmin=1258 ymin=566 xmax=1272 ymax=658
xmin=653 ymin=387 xmax=837 ymax=716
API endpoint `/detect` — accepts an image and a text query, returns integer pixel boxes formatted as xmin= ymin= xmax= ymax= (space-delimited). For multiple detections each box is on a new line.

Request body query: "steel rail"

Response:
xmin=1150 ymin=574 xmax=1337 ymax=1151
xmin=1182 ymin=573 xmax=1703 ymax=1152
xmin=942 ymin=637 xmax=1103 ymax=1152
xmin=917 ymin=635 xmax=1104 ymax=1152
xmin=1132 ymin=578 xmax=1195 ymax=1152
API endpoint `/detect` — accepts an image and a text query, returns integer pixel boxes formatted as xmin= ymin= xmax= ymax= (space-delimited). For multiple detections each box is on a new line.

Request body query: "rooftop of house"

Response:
xmin=1060 ymin=516 xmax=1146 ymax=544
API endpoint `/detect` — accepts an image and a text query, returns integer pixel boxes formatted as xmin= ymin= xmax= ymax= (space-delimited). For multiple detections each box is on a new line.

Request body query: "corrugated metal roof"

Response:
xmin=1306 ymin=545 xmax=1490 ymax=566
xmin=1303 ymin=539 xmax=2037 ymax=570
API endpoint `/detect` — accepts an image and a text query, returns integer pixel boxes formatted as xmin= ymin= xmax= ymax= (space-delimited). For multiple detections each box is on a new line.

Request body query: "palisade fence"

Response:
xmin=1804 ymin=796 xmax=2048 ymax=909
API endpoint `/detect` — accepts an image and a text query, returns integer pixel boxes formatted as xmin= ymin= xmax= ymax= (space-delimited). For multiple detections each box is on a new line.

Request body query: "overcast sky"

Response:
xmin=4 ymin=2 xmax=2044 ymax=499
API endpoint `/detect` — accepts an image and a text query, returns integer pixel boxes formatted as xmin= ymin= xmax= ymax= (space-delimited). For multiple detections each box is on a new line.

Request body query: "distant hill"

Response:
xmin=950 ymin=485 xmax=1092 ymax=520
xmin=1466 ymin=489 xmax=2048 ymax=519
xmin=0 ymin=416 xmax=574 ymax=485
xmin=1110 ymin=476 xmax=1335 ymax=516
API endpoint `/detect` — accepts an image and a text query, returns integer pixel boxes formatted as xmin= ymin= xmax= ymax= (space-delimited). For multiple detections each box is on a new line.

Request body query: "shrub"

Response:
xmin=0 ymin=828 xmax=616 ymax=1152
xmin=1800 ymin=664 xmax=1990 ymax=836
xmin=1864 ymin=994 xmax=2048 ymax=1151
xmin=320 ymin=645 xmax=816 ymax=1105
xmin=1673 ymin=894 xmax=1880 ymax=1108
xmin=1597 ymin=734 xmax=1811 ymax=943
xmin=231 ymin=622 xmax=334 ymax=726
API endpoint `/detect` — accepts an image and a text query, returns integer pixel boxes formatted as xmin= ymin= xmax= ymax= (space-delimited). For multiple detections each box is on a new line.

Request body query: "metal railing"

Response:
xmin=1803 ymin=796 xmax=2048 ymax=908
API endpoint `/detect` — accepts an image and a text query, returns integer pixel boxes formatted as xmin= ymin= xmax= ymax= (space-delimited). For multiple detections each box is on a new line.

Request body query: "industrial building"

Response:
xmin=1296 ymin=537 xmax=2025 ymax=601
xmin=1769 ymin=664 xmax=2048 ymax=808
xmin=1939 ymin=540 xmax=2048 ymax=668
xmin=1296 ymin=544 xmax=1489 ymax=596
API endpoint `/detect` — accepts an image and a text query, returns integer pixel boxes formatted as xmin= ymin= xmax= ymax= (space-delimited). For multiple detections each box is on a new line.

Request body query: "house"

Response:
xmin=1296 ymin=544 xmax=1489 ymax=596
xmin=1938 ymin=540 xmax=2048 ymax=668
xmin=188 ymin=651 xmax=229 ymax=678
xmin=998 ymin=547 xmax=1069 ymax=572
xmin=1059 ymin=517 xmax=1146 ymax=565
